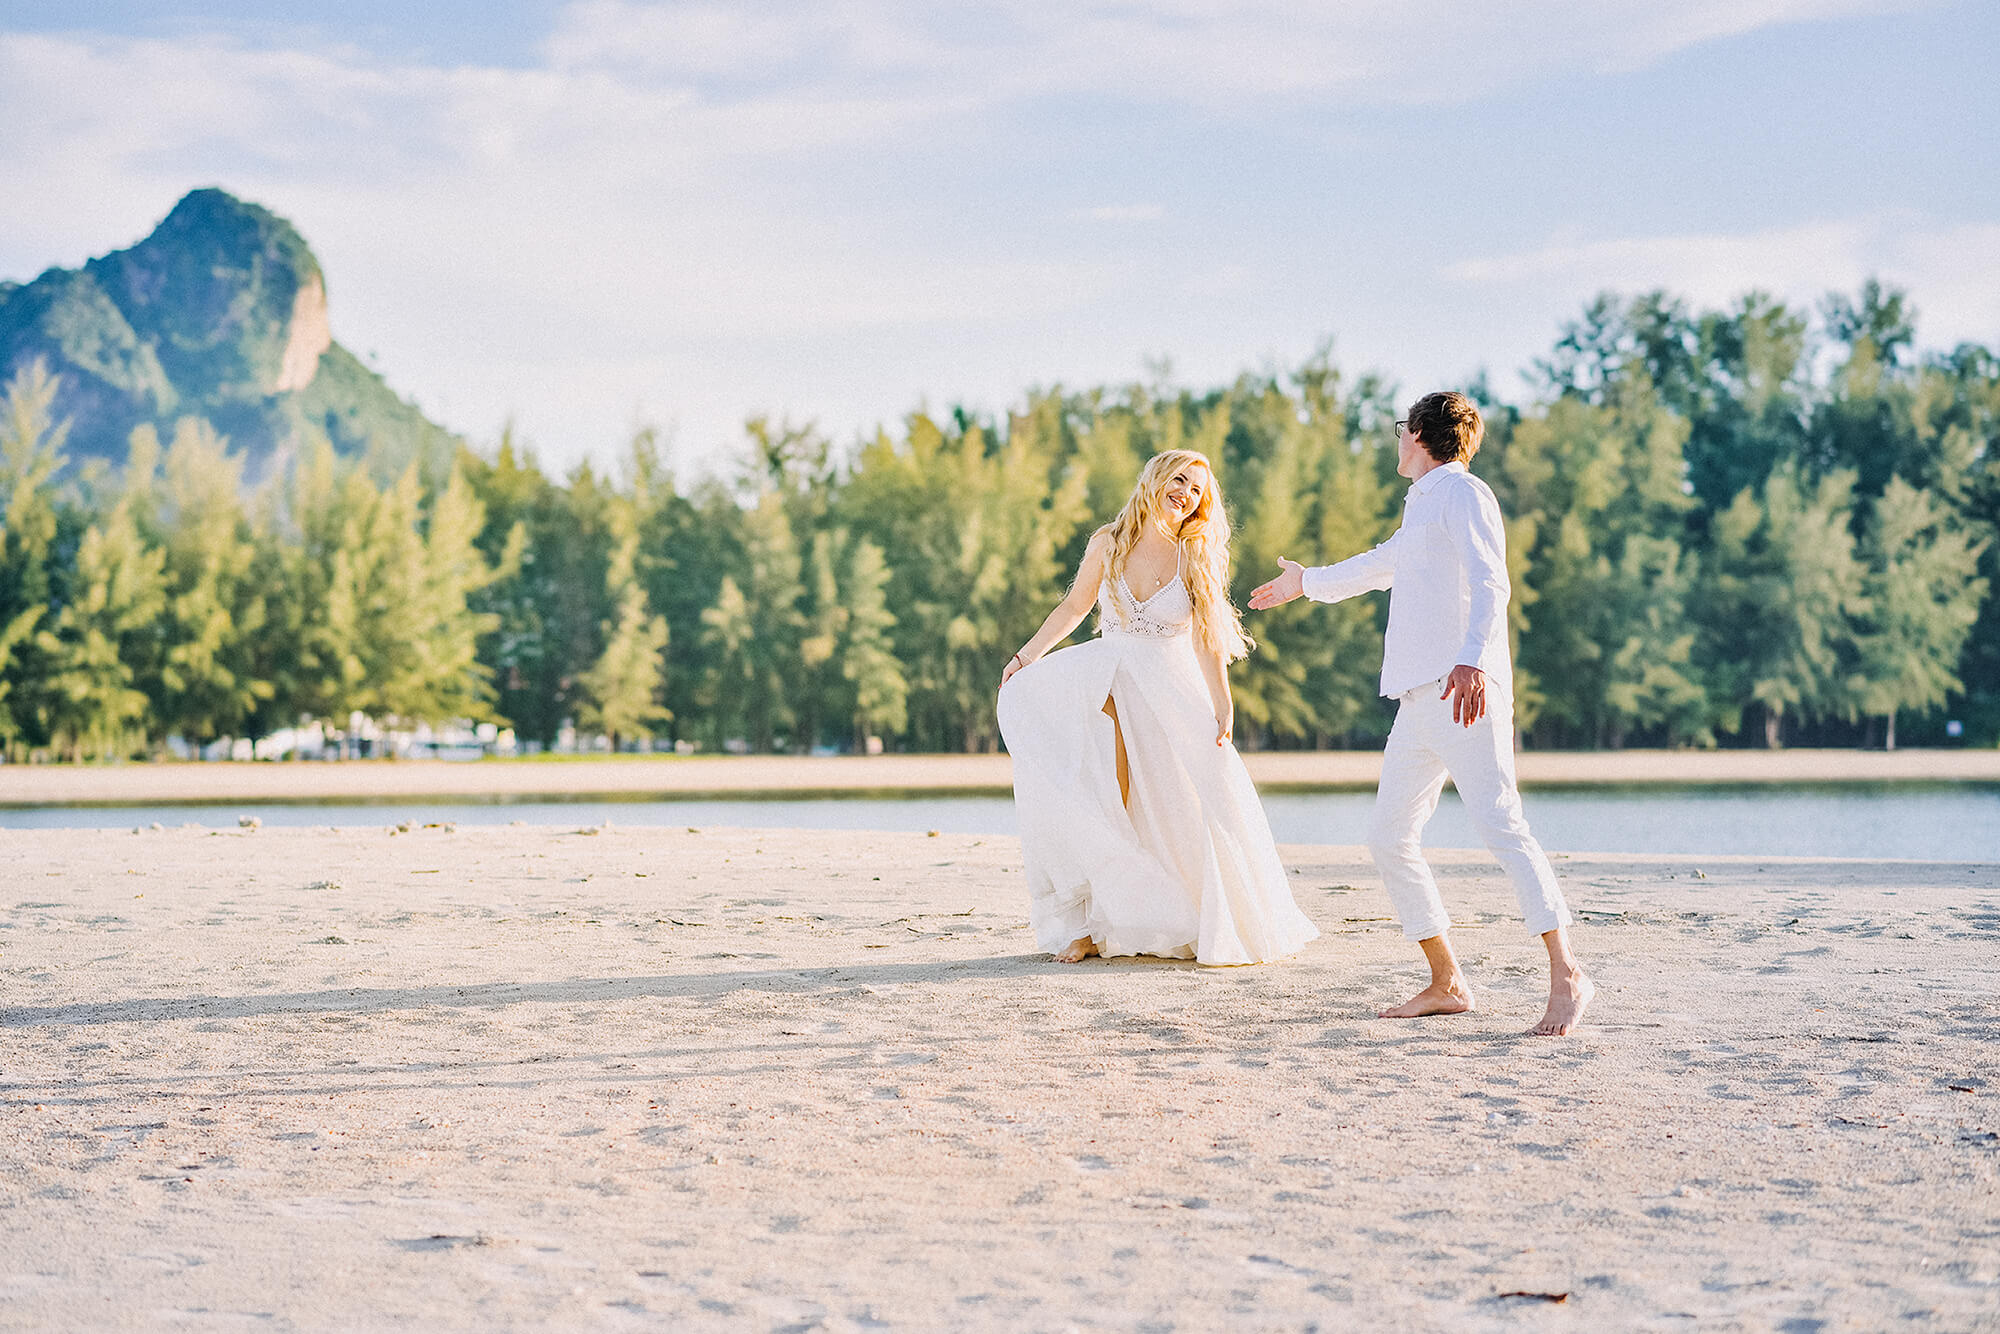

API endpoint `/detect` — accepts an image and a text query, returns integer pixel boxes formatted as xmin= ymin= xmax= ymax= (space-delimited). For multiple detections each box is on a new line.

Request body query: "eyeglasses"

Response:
xmin=1393 ymin=419 xmax=1409 ymax=435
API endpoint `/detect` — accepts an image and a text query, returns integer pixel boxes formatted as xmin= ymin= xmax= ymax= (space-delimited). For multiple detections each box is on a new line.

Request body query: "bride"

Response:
xmin=997 ymin=449 xmax=1319 ymax=966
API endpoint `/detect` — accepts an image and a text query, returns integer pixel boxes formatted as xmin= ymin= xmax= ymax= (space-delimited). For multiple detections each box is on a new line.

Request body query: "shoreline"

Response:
xmin=0 ymin=746 xmax=1996 ymax=807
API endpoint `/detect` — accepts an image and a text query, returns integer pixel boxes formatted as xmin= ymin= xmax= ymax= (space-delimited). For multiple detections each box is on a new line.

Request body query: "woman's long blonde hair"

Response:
xmin=1092 ymin=449 xmax=1253 ymax=662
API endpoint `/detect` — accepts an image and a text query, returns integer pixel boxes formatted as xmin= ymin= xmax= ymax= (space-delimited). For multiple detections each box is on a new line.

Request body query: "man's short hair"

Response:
xmin=1407 ymin=391 xmax=1484 ymax=464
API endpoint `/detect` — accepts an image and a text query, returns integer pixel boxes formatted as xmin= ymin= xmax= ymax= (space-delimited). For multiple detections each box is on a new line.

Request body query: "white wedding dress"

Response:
xmin=997 ymin=552 xmax=1320 ymax=965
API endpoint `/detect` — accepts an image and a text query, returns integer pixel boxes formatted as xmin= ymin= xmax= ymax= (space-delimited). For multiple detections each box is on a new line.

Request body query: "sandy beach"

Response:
xmin=3 ymin=823 xmax=1996 ymax=1330
xmin=1 ymin=747 xmax=1996 ymax=808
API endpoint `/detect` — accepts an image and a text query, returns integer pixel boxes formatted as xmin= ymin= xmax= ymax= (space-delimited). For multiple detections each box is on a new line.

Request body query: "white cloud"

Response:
xmin=0 ymin=1 xmax=1970 ymax=470
xmin=545 ymin=0 xmax=1921 ymax=106
xmin=1443 ymin=214 xmax=2000 ymax=347
xmin=0 ymin=26 xmax=1120 ymax=462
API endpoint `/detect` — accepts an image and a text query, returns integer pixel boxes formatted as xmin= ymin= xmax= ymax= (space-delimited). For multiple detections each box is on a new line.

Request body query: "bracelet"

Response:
xmin=1010 ymin=652 xmax=1026 ymax=668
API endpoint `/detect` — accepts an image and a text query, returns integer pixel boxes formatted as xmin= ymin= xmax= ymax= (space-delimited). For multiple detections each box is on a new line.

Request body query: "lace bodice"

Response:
xmin=1098 ymin=546 xmax=1193 ymax=639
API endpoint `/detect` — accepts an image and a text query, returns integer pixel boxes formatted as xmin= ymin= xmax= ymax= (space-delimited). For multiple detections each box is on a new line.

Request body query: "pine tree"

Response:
xmin=1498 ymin=375 xmax=1701 ymax=747
xmin=332 ymin=461 xmax=426 ymax=723
xmin=839 ymin=404 xmax=1086 ymax=752
xmin=269 ymin=437 xmax=369 ymax=740
xmin=939 ymin=410 xmax=1089 ymax=751
xmin=1071 ymin=399 xmax=1144 ymax=535
xmin=1229 ymin=392 xmax=1322 ymax=744
xmin=280 ymin=445 xmax=500 ymax=739
xmin=1299 ymin=371 xmax=1399 ymax=746
xmin=841 ymin=535 xmax=906 ymax=746
xmin=1600 ymin=534 xmax=1713 ymax=746
xmin=1917 ymin=344 xmax=2000 ymax=744
xmin=141 ymin=417 xmax=274 ymax=745
xmin=1702 ymin=467 xmax=1866 ymax=747
xmin=1854 ymin=478 xmax=1989 ymax=748
xmin=459 ymin=428 xmax=559 ymax=744
xmin=1812 ymin=281 xmax=1920 ymax=495
xmin=400 ymin=464 xmax=502 ymax=722
xmin=699 ymin=487 xmax=805 ymax=751
xmin=641 ymin=491 xmax=734 ymax=747
xmin=33 ymin=494 xmax=166 ymax=759
xmin=576 ymin=507 xmax=670 ymax=750
xmin=796 ymin=529 xmax=844 ymax=748
xmin=0 ymin=362 xmax=67 ymax=754
xmin=1684 ymin=292 xmax=1811 ymax=510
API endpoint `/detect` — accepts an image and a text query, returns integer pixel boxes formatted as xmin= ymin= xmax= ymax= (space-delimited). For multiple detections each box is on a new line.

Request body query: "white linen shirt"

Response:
xmin=1299 ymin=461 xmax=1513 ymax=698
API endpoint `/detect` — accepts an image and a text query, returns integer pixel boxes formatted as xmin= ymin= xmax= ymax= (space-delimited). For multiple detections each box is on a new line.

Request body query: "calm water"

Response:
xmin=4 ymin=783 xmax=1996 ymax=862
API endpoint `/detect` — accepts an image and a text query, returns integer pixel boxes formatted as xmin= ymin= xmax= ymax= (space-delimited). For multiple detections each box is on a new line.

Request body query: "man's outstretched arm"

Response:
xmin=1250 ymin=532 xmax=1401 ymax=610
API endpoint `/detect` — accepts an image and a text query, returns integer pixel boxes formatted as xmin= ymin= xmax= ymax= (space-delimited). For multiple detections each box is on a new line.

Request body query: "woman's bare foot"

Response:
xmin=1378 ymin=980 xmax=1474 ymax=1019
xmin=1055 ymin=936 xmax=1100 ymax=963
xmin=1531 ymin=969 xmax=1593 ymax=1036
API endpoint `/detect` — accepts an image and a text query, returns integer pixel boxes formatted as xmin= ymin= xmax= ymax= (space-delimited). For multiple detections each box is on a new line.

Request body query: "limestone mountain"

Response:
xmin=0 ymin=188 xmax=459 ymax=480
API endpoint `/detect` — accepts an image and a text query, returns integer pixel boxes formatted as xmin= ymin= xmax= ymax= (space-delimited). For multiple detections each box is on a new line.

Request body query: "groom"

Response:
xmin=1249 ymin=391 xmax=1592 ymax=1036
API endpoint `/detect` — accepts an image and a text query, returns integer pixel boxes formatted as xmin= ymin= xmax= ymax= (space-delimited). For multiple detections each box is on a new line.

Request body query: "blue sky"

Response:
xmin=3 ymin=1 xmax=1996 ymax=473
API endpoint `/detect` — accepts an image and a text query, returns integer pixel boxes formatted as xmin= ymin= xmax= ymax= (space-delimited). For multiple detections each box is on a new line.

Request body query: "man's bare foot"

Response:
xmin=1378 ymin=980 xmax=1474 ymax=1019
xmin=1531 ymin=970 xmax=1594 ymax=1036
xmin=1055 ymin=936 xmax=1100 ymax=963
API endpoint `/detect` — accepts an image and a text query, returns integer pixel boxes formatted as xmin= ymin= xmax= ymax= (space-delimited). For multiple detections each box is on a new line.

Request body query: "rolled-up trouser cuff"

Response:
xmin=1522 ymin=902 xmax=1572 ymax=937
xmin=1401 ymin=914 xmax=1454 ymax=943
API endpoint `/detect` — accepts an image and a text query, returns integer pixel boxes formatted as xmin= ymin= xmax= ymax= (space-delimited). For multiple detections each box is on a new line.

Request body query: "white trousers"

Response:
xmin=1367 ymin=680 xmax=1572 ymax=941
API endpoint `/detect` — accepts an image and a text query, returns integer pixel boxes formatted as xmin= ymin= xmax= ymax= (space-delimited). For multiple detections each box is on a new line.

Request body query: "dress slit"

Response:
xmin=1101 ymin=692 xmax=1131 ymax=807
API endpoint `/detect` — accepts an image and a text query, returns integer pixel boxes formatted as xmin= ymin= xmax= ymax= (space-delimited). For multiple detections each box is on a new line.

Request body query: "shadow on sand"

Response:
xmin=2 ymin=951 xmax=1225 ymax=1030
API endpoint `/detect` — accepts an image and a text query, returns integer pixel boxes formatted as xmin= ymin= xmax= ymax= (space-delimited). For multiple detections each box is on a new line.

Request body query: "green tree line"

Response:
xmin=1 ymin=280 xmax=1993 ymax=760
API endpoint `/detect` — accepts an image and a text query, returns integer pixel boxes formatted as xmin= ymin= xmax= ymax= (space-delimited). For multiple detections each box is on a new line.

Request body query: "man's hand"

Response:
xmin=1441 ymin=664 xmax=1487 ymax=727
xmin=1248 ymin=558 xmax=1306 ymax=610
